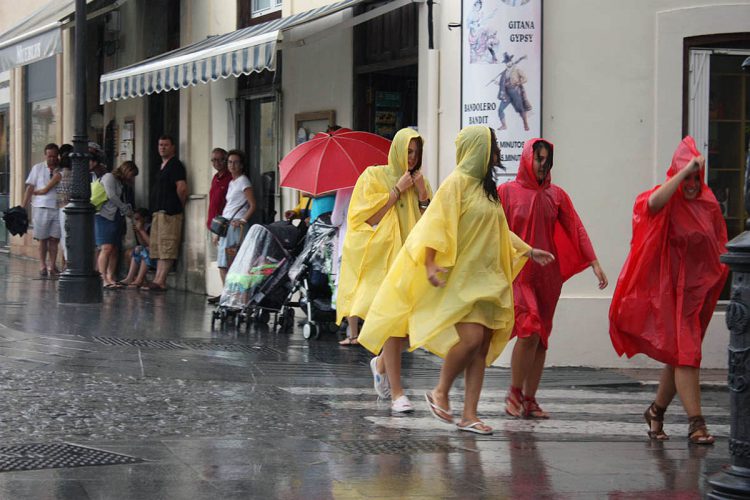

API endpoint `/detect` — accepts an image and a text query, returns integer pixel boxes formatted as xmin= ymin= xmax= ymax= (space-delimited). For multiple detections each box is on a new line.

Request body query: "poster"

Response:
xmin=461 ymin=0 xmax=542 ymax=181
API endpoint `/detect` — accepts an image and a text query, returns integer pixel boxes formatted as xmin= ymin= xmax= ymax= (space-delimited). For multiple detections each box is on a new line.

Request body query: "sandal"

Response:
xmin=688 ymin=415 xmax=715 ymax=445
xmin=524 ymin=396 xmax=550 ymax=419
xmin=457 ymin=420 xmax=493 ymax=435
xmin=425 ymin=391 xmax=453 ymax=424
xmin=505 ymin=386 xmax=525 ymax=418
xmin=644 ymin=402 xmax=669 ymax=441
xmin=338 ymin=337 xmax=359 ymax=346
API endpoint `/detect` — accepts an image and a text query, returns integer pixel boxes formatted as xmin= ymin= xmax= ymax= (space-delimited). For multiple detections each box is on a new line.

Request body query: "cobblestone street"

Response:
xmin=0 ymin=255 xmax=732 ymax=499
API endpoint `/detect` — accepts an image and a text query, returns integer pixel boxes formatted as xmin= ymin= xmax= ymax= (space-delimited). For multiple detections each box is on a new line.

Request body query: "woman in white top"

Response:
xmin=218 ymin=149 xmax=256 ymax=282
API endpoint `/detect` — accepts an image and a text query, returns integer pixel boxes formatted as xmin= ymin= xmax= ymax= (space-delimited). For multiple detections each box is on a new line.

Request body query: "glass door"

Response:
xmin=242 ymin=94 xmax=280 ymax=224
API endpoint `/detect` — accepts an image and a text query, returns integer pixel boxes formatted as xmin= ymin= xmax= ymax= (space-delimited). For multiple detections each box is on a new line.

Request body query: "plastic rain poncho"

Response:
xmin=358 ymin=125 xmax=530 ymax=365
xmin=335 ymin=128 xmax=432 ymax=324
xmin=609 ymin=136 xmax=728 ymax=367
xmin=498 ymin=138 xmax=597 ymax=348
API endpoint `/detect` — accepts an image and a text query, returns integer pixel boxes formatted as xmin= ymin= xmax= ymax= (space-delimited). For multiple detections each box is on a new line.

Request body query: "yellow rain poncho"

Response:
xmin=336 ymin=128 xmax=432 ymax=324
xmin=358 ymin=125 xmax=531 ymax=365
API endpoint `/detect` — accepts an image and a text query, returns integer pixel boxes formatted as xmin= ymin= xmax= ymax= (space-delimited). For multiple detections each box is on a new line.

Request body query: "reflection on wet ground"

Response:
xmin=0 ymin=255 xmax=730 ymax=499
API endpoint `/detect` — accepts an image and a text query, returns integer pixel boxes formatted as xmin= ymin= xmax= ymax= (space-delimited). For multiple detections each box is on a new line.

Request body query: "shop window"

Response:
xmin=252 ymin=0 xmax=281 ymax=18
xmin=25 ymin=57 xmax=57 ymax=175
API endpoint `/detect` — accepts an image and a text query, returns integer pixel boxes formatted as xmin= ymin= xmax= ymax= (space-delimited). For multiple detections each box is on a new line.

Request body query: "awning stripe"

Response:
xmin=99 ymin=0 xmax=364 ymax=103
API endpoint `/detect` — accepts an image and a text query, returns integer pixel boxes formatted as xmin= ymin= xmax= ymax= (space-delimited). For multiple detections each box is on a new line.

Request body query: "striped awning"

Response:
xmin=99 ymin=0 xmax=366 ymax=103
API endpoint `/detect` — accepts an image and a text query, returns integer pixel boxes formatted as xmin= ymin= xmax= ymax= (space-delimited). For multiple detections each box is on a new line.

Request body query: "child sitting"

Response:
xmin=119 ymin=208 xmax=155 ymax=288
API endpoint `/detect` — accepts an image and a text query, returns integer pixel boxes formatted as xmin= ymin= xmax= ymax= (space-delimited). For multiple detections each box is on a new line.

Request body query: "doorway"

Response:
xmin=241 ymin=94 xmax=280 ymax=224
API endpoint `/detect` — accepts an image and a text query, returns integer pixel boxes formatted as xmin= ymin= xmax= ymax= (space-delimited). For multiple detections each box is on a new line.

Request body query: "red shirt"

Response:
xmin=206 ymin=169 xmax=232 ymax=229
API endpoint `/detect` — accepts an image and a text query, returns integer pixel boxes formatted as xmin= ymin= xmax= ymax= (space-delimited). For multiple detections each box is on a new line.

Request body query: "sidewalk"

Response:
xmin=0 ymin=254 xmax=732 ymax=499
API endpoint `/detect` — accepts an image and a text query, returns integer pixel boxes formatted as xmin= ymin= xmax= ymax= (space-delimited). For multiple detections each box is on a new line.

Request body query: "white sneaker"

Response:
xmin=391 ymin=395 xmax=414 ymax=414
xmin=370 ymin=356 xmax=391 ymax=399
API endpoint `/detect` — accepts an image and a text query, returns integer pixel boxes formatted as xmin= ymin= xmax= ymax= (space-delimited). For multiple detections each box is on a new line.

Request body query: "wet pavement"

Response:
xmin=0 ymin=254 xmax=733 ymax=499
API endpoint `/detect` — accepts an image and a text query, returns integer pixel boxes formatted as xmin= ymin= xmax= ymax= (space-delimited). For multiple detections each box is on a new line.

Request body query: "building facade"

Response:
xmin=1 ymin=0 xmax=748 ymax=368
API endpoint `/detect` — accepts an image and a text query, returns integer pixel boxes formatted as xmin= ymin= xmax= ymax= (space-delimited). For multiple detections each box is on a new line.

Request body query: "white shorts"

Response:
xmin=32 ymin=207 xmax=61 ymax=240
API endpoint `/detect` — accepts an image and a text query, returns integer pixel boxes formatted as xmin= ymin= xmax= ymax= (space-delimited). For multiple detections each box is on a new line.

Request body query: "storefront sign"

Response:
xmin=461 ymin=0 xmax=542 ymax=179
xmin=0 ymin=29 xmax=62 ymax=73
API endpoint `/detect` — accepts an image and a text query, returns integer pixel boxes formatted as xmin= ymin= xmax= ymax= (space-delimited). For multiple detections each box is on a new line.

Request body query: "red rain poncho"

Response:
xmin=609 ymin=137 xmax=728 ymax=367
xmin=498 ymin=139 xmax=596 ymax=348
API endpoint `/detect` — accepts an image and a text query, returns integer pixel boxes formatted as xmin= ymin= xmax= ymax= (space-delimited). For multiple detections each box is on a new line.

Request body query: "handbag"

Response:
xmin=209 ymin=202 xmax=247 ymax=237
xmin=90 ymin=180 xmax=108 ymax=211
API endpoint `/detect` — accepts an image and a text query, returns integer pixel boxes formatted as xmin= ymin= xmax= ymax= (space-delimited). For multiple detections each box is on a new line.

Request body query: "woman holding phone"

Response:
xmin=337 ymin=128 xmax=432 ymax=413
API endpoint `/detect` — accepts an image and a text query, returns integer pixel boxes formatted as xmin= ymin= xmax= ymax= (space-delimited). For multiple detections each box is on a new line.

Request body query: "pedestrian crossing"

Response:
xmin=284 ymin=386 xmax=730 ymax=439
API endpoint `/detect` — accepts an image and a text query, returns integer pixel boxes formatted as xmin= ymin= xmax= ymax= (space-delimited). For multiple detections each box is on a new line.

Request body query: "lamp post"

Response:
xmin=58 ymin=0 xmax=102 ymax=304
xmin=707 ymin=55 xmax=750 ymax=499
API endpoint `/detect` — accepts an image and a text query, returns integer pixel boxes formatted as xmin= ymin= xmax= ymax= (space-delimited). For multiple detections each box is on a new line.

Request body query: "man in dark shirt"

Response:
xmin=143 ymin=135 xmax=188 ymax=291
xmin=206 ymin=147 xmax=230 ymax=303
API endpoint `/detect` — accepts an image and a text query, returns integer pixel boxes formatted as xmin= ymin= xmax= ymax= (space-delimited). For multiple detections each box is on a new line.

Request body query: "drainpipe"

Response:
xmin=424 ymin=0 xmax=440 ymax=187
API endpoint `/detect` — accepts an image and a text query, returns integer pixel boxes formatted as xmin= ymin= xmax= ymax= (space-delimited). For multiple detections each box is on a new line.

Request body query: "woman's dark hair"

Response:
xmin=483 ymin=129 xmax=500 ymax=203
xmin=227 ymin=149 xmax=248 ymax=176
xmin=532 ymin=139 xmax=553 ymax=174
xmin=113 ymin=161 xmax=139 ymax=181
xmin=409 ymin=136 xmax=423 ymax=173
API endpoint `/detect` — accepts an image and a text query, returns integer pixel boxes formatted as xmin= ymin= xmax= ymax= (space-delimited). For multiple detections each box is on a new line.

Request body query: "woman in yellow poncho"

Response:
xmin=358 ymin=125 xmax=554 ymax=434
xmin=336 ymin=128 xmax=432 ymax=410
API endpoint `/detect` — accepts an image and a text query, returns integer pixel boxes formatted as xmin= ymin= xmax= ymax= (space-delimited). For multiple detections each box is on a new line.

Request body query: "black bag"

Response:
xmin=209 ymin=216 xmax=230 ymax=237
xmin=209 ymin=203 xmax=247 ymax=237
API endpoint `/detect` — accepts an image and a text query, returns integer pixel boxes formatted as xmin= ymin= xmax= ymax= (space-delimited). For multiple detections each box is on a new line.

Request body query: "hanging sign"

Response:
xmin=461 ymin=0 xmax=542 ymax=180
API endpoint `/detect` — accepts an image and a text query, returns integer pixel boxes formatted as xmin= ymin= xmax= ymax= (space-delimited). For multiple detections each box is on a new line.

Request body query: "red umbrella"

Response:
xmin=279 ymin=128 xmax=391 ymax=195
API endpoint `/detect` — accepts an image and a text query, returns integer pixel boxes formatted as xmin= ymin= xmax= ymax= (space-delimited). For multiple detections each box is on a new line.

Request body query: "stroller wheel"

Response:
xmin=302 ymin=322 xmax=318 ymax=340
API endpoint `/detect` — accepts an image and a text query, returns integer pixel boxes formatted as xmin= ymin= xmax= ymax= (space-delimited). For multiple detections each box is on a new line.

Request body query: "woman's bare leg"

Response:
xmin=510 ymin=335 xmax=540 ymax=390
xmin=460 ymin=328 xmax=493 ymax=425
xmin=431 ymin=323 xmax=484 ymax=414
xmin=675 ymin=366 xmax=701 ymax=417
xmin=98 ymin=244 xmax=113 ymax=285
xmin=523 ymin=343 xmax=547 ymax=399
xmin=383 ymin=337 xmax=408 ymax=401
xmin=655 ymin=365 xmax=677 ymax=410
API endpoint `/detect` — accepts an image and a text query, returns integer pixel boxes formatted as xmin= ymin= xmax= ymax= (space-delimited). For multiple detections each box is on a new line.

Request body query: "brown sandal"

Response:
xmin=524 ymin=396 xmax=550 ymax=419
xmin=505 ymin=386 xmax=525 ymax=418
xmin=688 ymin=415 xmax=715 ymax=445
xmin=644 ymin=402 xmax=669 ymax=441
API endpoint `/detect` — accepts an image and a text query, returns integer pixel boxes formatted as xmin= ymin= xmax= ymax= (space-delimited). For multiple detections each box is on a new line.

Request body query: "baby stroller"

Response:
xmin=211 ymin=220 xmax=305 ymax=331
xmin=285 ymin=215 xmax=339 ymax=339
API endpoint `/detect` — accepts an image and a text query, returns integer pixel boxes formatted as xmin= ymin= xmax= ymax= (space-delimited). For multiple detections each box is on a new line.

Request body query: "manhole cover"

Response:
xmin=93 ymin=337 xmax=185 ymax=349
xmin=92 ymin=337 xmax=279 ymax=355
xmin=0 ymin=443 xmax=142 ymax=472
xmin=328 ymin=439 xmax=458 ymax=455
xmin=179 ymin=341 xmax=278 ymax=354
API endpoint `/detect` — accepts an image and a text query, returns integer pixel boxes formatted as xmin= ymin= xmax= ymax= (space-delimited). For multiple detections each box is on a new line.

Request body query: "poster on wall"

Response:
xmin=461 ymin=0 xmax=542 ymax=181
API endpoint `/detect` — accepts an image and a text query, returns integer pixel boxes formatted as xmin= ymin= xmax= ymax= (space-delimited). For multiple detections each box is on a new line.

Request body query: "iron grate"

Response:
xmin=328 ymin=439 xmax=458 ymax=455
xmin=0 ymin=443 xmax=142 ymax=472
xmin=92 ymin=337 xmax=280 ymax=354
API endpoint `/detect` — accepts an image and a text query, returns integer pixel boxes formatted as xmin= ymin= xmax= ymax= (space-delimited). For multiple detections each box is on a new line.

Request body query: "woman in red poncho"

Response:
xmin=609 ymin=136 xmax=727 ymax=445
xmin=498 ymin=138 xmax=608 ymax=418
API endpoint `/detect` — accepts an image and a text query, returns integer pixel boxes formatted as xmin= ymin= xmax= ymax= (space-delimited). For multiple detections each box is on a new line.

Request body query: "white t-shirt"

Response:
xmin=222 ymin=175 xmax=252 ymax=219
xmin=25 ymin=162 xmax=58 ymax=208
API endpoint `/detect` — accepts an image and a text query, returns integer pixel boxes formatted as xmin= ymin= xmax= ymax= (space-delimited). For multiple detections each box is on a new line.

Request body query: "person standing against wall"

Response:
xmin=22 ymin=143 xmax=61 ymax=277
xmin=143 ymin=135 xmax=188 ymax=291
xmin=206 ymin=147 xmax=231 ymax=303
